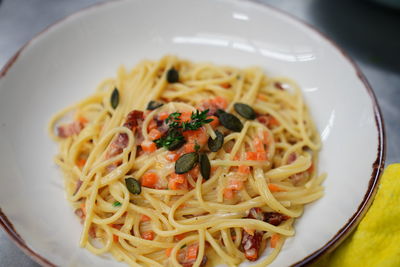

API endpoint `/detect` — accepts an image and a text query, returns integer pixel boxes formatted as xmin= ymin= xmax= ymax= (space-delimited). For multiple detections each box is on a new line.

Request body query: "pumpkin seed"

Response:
xmin=199 ymin=153 xmax=211 ymax=180
xmin=168 ymin=138 xmax=185 ymax=151
xmin=216 ymin=109 xmax=226 ymax=117
xmin=175 ymin=152 xmax=199 ymax=174
xmin=208 ymin=130 xmax=224 ymax=152
xmin=111 ymin=88 xmax=119 ymax=109
xmin=147 ymin=100 xmax=163 ymax=110
xmin=234 ymin=103 xmax=256 ymax=120
xmin=167 ymin=68 xmax=179 ymax=83
xmin=219 ymin=112 xmax=243 ymax=132
xmin=125 ymin=177 xmax=141 ymax=195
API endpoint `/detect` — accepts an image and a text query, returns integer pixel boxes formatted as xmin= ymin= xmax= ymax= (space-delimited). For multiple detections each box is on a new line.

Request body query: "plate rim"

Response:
xmin=0 ymin=0 xmax=386 ymax=266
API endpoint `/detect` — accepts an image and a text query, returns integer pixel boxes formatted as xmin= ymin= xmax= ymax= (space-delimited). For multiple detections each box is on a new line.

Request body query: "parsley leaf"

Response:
xmin=182 ymin=109 xmax=213 ymax=131
xmin=154 ymin=129 xmax=185 ymax=151
xmin=113 ymin=201 xmax=122 ymax=207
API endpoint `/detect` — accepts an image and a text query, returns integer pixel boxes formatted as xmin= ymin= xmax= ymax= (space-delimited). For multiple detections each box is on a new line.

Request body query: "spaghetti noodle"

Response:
xmin=49 ymin=55 xmax=324 ymax=266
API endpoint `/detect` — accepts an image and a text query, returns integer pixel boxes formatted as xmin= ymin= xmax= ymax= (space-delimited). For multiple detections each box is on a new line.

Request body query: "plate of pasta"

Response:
xmin=0 ymin=0 xmax=384 ymax=267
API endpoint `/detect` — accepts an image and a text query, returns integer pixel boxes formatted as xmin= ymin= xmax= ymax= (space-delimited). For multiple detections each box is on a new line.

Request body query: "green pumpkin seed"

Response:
xmin=219 ymin=112 xmax=243 ymax=132
xmin=216 ymin=109 xmax=226 ymax=117
xmin=147 ymin=100 xmax=163 ymax=110
xmin=175 ymin=152 xmax=199 ymax=174
xmin=208 ymin=130 xmax=224 ymax=152
xmin=167 ymin=138 xmax=185 ymax=151
xmin=199 ymin=153 xmax=211 ymax=180
xmin=125 ymin=178 xmax=141 ymax=195
xmin=234 ymin=103 xmax=256 ymax=120
xmin=167 ymin=68 xmax=179 ymax=83
xmin=111 ymin=88 xmax=119 ymax=109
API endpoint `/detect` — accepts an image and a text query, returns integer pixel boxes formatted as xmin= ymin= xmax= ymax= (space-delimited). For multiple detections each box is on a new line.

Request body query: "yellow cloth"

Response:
xmin=314 ymin=164 xmax=400 ymax=267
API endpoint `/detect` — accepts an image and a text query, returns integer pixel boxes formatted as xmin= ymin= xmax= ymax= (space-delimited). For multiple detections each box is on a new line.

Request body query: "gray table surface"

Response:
xmin=0 ymin=0 xmax=399 ymax=266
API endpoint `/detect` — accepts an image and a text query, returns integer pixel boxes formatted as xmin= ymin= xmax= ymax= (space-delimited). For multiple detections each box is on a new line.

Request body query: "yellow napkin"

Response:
xmin=314 ymin=164 xmax=400 ymax=267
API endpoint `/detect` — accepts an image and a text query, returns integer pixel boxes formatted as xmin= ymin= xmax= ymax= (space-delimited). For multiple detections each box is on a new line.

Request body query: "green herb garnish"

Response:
xmin=180 ymin=244 xmax=187 ymax=249
xmin=165 ymin=112 xmax=182 ymax=128
xmin=181 ymin=109 xmax=213 ymax=131
xmin=154 ymin=128 xmax=185 ymax=151
xmin=113 ymin=201 xmax=122 ymax=207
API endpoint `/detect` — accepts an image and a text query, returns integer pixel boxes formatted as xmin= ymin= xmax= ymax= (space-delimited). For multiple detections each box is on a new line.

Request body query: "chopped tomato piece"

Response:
xmin=148 ymin=129 xmax=162 ymax=140
xmin=212 ymin=96 xmax=228 ymax=109
xmin=141 ymin=140 xmax=157 ymax=153
xmin=168 ymin=174 xmax=188 ymax=190
xmin=268 ymin=184 xmax=286 ymax=192
xmin=208 ymin=115 xmax=219 ymax=128
xmin=166 ymin=152 xmax=180 ymax=162
xmin=113 ymin=234 xmax=119 ymax=242
xmin=141 ymin=231 xmax=155 ymax=240
xmin=76 ymin=116 xmax=88 ymax=124
xmin=254 ymin=138 xmax=265 ymax=152
xmin=263 ymin=131 xmax=269 ymax=144
xmin=183 ymin=128 xmax=208 ymax=145
xmin=179 ymin=111 xmax=192 ymax=122
xmin=186 ymin=243 xmax=199 ymax=260
xmin=257 ymin=93 xmax=268 ymax=101
xmin=220 ymin=82 xmax=231 ymax=89
xmin=223 ymin=188 xmax=235 ymax=199
xmin=257 ymin=152 xmax=267 ymax=161
xmin=141 ymin=172 xmax=158 ymax=188
xmin=140 ymin=214 xmax=151 ymax=222
xmin=238 ymin=165 xmax=250 ymax=174
xmin=270 ymin=234 xmax=280 ymax=248
xmin=80 ymin=202 xmax=86 ymax=215
xmin=227 ymin=179 xmax=244 ymax=191
xmin=158 ymin=112 xmax=169 ymax=120
xmin=165 ymin=248 xmax=173 ymax=257
xmin=188 ymin=165 xmax=200 ymax=178
xmin=77 ymin=158 xmax=87 ymax=168
xmin=147 ymin=119 xmax=158 ymax=132
xmin=174 ymin=233 xmax=187 ymax=241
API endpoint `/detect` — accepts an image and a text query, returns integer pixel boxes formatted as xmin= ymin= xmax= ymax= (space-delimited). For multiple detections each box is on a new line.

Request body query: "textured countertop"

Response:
xmin=1 ymin=0 xmax=399 ymax=266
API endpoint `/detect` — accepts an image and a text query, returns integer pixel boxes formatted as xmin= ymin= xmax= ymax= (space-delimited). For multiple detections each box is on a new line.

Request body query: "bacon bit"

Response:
xmin=257 ymin=93 xmax=268 ymax=101
xmin=220 ymin=82 xmax=231 ymax=89
xmin=268 ymin=183 xmax=286 ymax=192
xmin=106 ymin=133 xmax=129 ymax=159
xmin=208 ymin=115 xmax=219 ymax=128
xmin=257 ymin=115 xmax=280 ymax=128
xmin=123 ymin=110 xmax=144 ymax=131
xmin=247 ymin=207 xmax=265 ymax=221
xmin=77 ymin=158 xmax=86 ymax=168
xmin=158 ymin=112 xmax=169 ymax=121
xmin=287 ymin=152 xmax=297 ymax=164
xmin=88 ymin=226 xmax=96 ymax=238
xmin=244 ymin=228 xmax=255 ymax=236
xmin=166 ymin=152 xmax=180 ymax=162
xmin=242 ymin=230 xmax=262 ymax=261
xmin=113 ymin=234 xmax=119 ymax=242
xmin=141 ymin=231 xmax=155 ymax=240
xmin=238 ymin=165 xmax=250 ymax=174
xmin=270 ymin=234 xmax=280 ymax=248
xmin=166 ymin=248 xmax=173 ymax=257
xmin=174 ymin=233 xmax=187 ymax=241
xmin=264 ymin=212 xmax=289 ymax=226
xmin=140 ymin=214 xmax=151 ymax=222
xmin=141 ymin=172 xmax=159 ymax=188
xmin=57 ymin=121 xmax=83 ymax=138
xmin=141 ymin=140 xmax=157 ymax=153
xmin=74 ymin=208 xmax=84 ymax=219
xmin=73 ymin=180 xmax=83 ymax=195
xmin=148 ymin=129 xmax=162 ymax=140
xmin=168 ymin=173 xmax=188 ymax=190
xmin=274 ymin=82 xmax=285 ymax=90
xmin=147 ymin=119 xmax=158 ymax=132
xmin=76 ymin=116 xmax=88 ymax=124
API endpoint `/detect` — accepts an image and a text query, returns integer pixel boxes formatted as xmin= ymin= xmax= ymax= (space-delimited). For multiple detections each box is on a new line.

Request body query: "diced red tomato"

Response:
xmin=238 ymin=165 xmax=250 ymax=174
xmin=141 ymin=231 xmax=155 ymax=240
xmin=227 ymin=179 xmax=244 ymax=191
xmin=208 ymin=115 xmax=219 ymax=128
xmin=140 ymin=214 xmax=151 ymax=222
xmin=147 ymin=119 xmax=158 ymax=132
xmin=246 ymin=152 xmax=258 ymax=161
xmin=165 ymin=248 xmax=173 ymax=257
xmin=158 ymin=112 xmax=169 ymax=121
xmin=168 ymin=174 xmax=188 ymax=190
xmin=186 ymin=243 xmax=199 ymax=260
xmin=174 ymin=233 xmax=187 ymax=241
xmin=223 ymin=188 xmax=235 ymax=199
xmin=270 ymin=234 xmax=280 ymax=248
xmin=268 ymin=184 xmax=286 ymax=192
xmin=184 ymin=143 xmax=197 ymax=153
xmin=141 ymin=140 xmax=157 ymax=153
xmin=254 ymin=138 xmax=265 ymax=152
xmin=220 ymin=82 xmax=231 ymax=89
xmin=183 ymin=128 xmax=208 ymax=145
xmin=166 ymin=152 xmax=180 ymax=162
xmin=148 ymin=129 xmax=162 ymax=140
xmin=179 ymin=111 xmax=192 ymax=122
xmin=141 ymin=172 xmax=159 ymax=188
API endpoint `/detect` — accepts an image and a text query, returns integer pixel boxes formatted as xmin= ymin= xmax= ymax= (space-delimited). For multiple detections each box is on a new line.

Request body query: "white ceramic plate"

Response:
xmin=0 ymin=0 xmax=385 ymax=266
